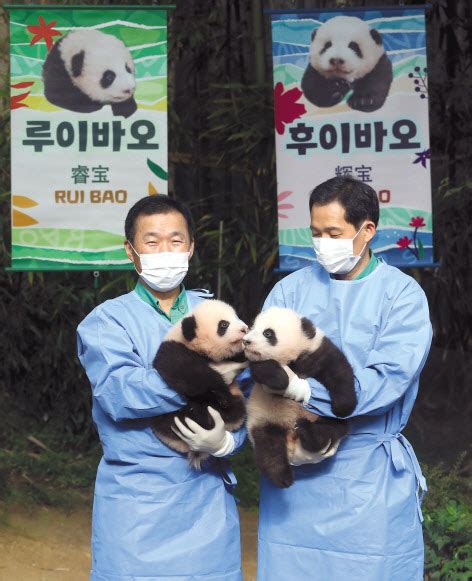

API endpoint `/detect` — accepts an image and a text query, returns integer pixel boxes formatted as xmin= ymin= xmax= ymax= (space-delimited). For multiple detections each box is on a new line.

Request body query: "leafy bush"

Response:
xmin=422 ymin=458 xmax=472 ymax=579
xmin=231 ymin=443 xmax=260 ymax=509
xmin=424 ymin=500 xmax=472 ymax=580
xmin=0 ymin=420 xmax=101 ymax=512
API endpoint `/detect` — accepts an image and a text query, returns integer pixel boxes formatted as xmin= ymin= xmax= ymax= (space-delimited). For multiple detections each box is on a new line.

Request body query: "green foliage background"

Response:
xmin=0 ymin=0 xmax=471 ymax=578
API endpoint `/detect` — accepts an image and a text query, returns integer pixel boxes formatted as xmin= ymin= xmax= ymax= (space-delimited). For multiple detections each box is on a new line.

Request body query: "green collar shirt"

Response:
xmin=134 ymin=281 xmax=189 ymax=324
xmin=355 ymin=251 xmax=380 ymax=280
xmin=330 ymin=250 xmax=379 ymax=281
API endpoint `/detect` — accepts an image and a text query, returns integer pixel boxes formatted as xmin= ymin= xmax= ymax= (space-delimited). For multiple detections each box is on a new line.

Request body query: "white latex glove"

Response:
xmin=289 ymin=438 xmax=340 ymax=466
xmin=172 ymin=407 xmax=235 ymax=456
xmin=262 ymin=365 xmax=311 ymax=404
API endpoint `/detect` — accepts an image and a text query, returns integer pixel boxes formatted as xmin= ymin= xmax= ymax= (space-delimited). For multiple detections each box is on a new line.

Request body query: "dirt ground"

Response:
xmin=0 ymin=506 xmax=258 ymax=581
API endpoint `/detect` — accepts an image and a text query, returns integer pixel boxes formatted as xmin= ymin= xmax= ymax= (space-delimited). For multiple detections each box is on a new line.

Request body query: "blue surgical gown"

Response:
xmin=257 ymin=260 xmax=432 ymax=581
xmin=77 ymin=289 xmax=246 ymax=581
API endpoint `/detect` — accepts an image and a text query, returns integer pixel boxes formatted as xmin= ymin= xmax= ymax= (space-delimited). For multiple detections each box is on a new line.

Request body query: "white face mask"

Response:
xmin=128 ymin=242 xmax=190 ymax=292
xmin=312 ymin=223 xmax=367 ymax=275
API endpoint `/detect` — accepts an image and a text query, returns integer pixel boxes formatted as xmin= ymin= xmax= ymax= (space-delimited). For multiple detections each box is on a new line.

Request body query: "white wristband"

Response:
xmin=212 ymin=431 xmax=236 ymax=457
xmin=285 ymin=376 xmax=311 ymax=405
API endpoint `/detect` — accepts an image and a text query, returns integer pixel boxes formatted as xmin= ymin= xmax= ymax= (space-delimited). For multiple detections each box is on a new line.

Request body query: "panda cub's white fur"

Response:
xmin=309 ymin=16 xmax=384 ymax=84
xmin=244 ymin=307 xmax=357 ymax=488
xmin=59 ymin=29 xmax=136 ymax=104
xmin=301 ymin=15 xmax=393 ymax=112
xmin=151 ymin=300 xmax=248 ymax=469
xmin=43 ymin=29 xmax=138 ymax=117
xmin=244 ymin=307 xmax=325 ymax=364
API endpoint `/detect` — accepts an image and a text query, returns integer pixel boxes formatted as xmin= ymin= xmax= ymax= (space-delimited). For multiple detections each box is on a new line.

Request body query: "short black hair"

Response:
xmin=125 ymin=195 xmax=195 ymax=243
xmin=309 ymin=177 xmax=379 ymax=227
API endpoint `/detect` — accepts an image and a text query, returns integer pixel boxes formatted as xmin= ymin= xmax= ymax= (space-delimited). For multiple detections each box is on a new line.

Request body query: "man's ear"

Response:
xmin=364 ymin=221 xmax=377 ymax=243
xmin=182 ymin=315 xmax=197 ymax=342
xmin=124 ymin=240 xmax=141 ymax=272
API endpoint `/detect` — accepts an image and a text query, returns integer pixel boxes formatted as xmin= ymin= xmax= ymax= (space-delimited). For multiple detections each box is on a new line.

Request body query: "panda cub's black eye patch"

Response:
xmin=217 ymin=320 xmax=230 ymax=336
xmin=263 ymin=328 xmax=277 ymax=346
xmin=348 ymin=41 xmax=363 ymax=58
xmin=125 ymin=64 xmax=132 ymax=74
xmin=319 ymin=41 xmax=332 ymax=55
xmin=101 ymin=70 xmax=116 ymax=89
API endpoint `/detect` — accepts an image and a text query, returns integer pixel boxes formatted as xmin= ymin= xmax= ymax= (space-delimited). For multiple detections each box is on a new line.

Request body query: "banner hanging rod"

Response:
xmin=4 ymin=4 xmax=175 ymax=10
xmin=265 ymin=4 xmax=430 ymax=15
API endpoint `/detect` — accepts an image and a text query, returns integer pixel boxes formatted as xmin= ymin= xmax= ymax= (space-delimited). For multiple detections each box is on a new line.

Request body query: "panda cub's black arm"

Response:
xmin=154 ymin=341 xmax=229 ymax=399
xmin=292 ymin=337 xmax=357 ymax=417
xmin=349 ymin=53 xmax=393 ymax=113
xmin=250 ymin=360 xmax=290 ymax=391
xmin=301 ymin=65 xmax=350 ymax=108
xmin=111 ymin=97 xmax=138 ymax=118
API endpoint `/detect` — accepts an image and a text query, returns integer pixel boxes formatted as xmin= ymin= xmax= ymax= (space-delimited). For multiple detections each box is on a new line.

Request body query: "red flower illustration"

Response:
xmin=27 ymin=16 xmax=61 ymax=51
xmin=277 ymin=190 xmax=294 ymax=219
xmin=409 ymin=216 xmax=425 ymax=228
xmin=396 ymin=236 xmax=413 ymax=249
xmin=274 ymin=82 xmax=306 ymax=135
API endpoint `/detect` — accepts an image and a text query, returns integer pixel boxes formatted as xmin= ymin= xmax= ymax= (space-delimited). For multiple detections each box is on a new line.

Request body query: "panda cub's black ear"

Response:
xmin=182 ymin=315 xmax=197 ymax=342
xmin=301 ymin=317 xmax=316 ymax=340
xmin=311 ymin=28 xmax=317 ymax=41
xmin=71 ymin=51 xmax=85 ymax=77
xmin=370 ymin=29 xmax=383 ymax=46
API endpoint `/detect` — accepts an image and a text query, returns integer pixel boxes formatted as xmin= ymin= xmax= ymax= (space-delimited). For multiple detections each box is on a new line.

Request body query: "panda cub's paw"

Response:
xmin=111 ymin=97 xmax=138 ymax=118
xmin=250 ymin=360 xmax=289 ymax=391
xmin=295 ymin=418 xmax=333 ymax=453
xmin=348 ymin=92 xmax=384 ymax=113
xmin=289 ymin=437 xmax=338 ymax=466
xmin=331 ymin=390 xmax=357 ymax=418
xmin=267 ymin=465 xmax=294 ymax=489
xmin=330 ymin=78 xmax=351 ymax=104
xmin=209 ymin=389 xmax=233 ymax=410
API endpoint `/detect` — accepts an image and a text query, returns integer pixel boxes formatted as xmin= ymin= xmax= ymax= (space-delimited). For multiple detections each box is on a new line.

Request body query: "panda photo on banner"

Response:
xmin=301 ymin=16 xmax=393 ymax=112
xmin=43 ymin=29 xmax=138 ymax=118
xmin=271 ymin=6 xmax=432 ymax=271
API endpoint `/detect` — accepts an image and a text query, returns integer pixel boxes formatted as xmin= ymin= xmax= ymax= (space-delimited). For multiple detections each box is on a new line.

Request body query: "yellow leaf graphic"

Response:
xmin=13 ymin=209 xmax=38 ymax=227
xmin=12 ymin=195 xmax=38 ymax=208
xmin=148 ymin=182 xmax=158 ymax=195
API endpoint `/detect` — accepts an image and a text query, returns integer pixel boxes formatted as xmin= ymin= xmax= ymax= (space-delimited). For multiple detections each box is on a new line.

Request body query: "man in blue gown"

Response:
xmin=257 ymin=177 xmax=432 ymax=580
xmin=77 ymin=195 xmax=246 ymax=581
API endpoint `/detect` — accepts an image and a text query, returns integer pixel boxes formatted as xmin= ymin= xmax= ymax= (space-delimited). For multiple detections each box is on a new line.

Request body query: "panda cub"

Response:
xmin=244 ymin=307 xmax=357 ymax=488
xmin=43 ymin=29 xmax=137 ymax=118
xmin=152 ymin=300 xmax=248 ymax=468
xmin=301 ymin=16 xmax=393 ymax=112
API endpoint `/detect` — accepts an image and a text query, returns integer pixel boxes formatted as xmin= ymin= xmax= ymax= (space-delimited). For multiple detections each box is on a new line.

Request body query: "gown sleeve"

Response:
xmin=263 ymin=281 xmax=286 ymax=310
xmin=227 ymin=425 xmax=248 ymax=455
xmin=304 ymin=283 xmax=432 ymax=418
xmin=77 ymin=308 xmax=186 ymax=422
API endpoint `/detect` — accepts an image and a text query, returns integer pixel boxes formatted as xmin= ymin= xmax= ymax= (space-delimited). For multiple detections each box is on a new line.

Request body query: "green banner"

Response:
xmin=9 ymin=6 xmax=169 ymax=270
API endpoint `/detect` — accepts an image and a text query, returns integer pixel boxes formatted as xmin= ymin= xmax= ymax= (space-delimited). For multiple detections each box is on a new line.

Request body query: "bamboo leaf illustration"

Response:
xmin=418 ymin=239 xmax=425 ymax=260
xmin=148 ymin=182 xmax=158 ymax=195
xmin=13 ymin=195 xmax=38 ymax=208
xmin=13 ymin=209 xmax=38 ymax=227
xmin=147 ymin=159 xmax=168 ymax=181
